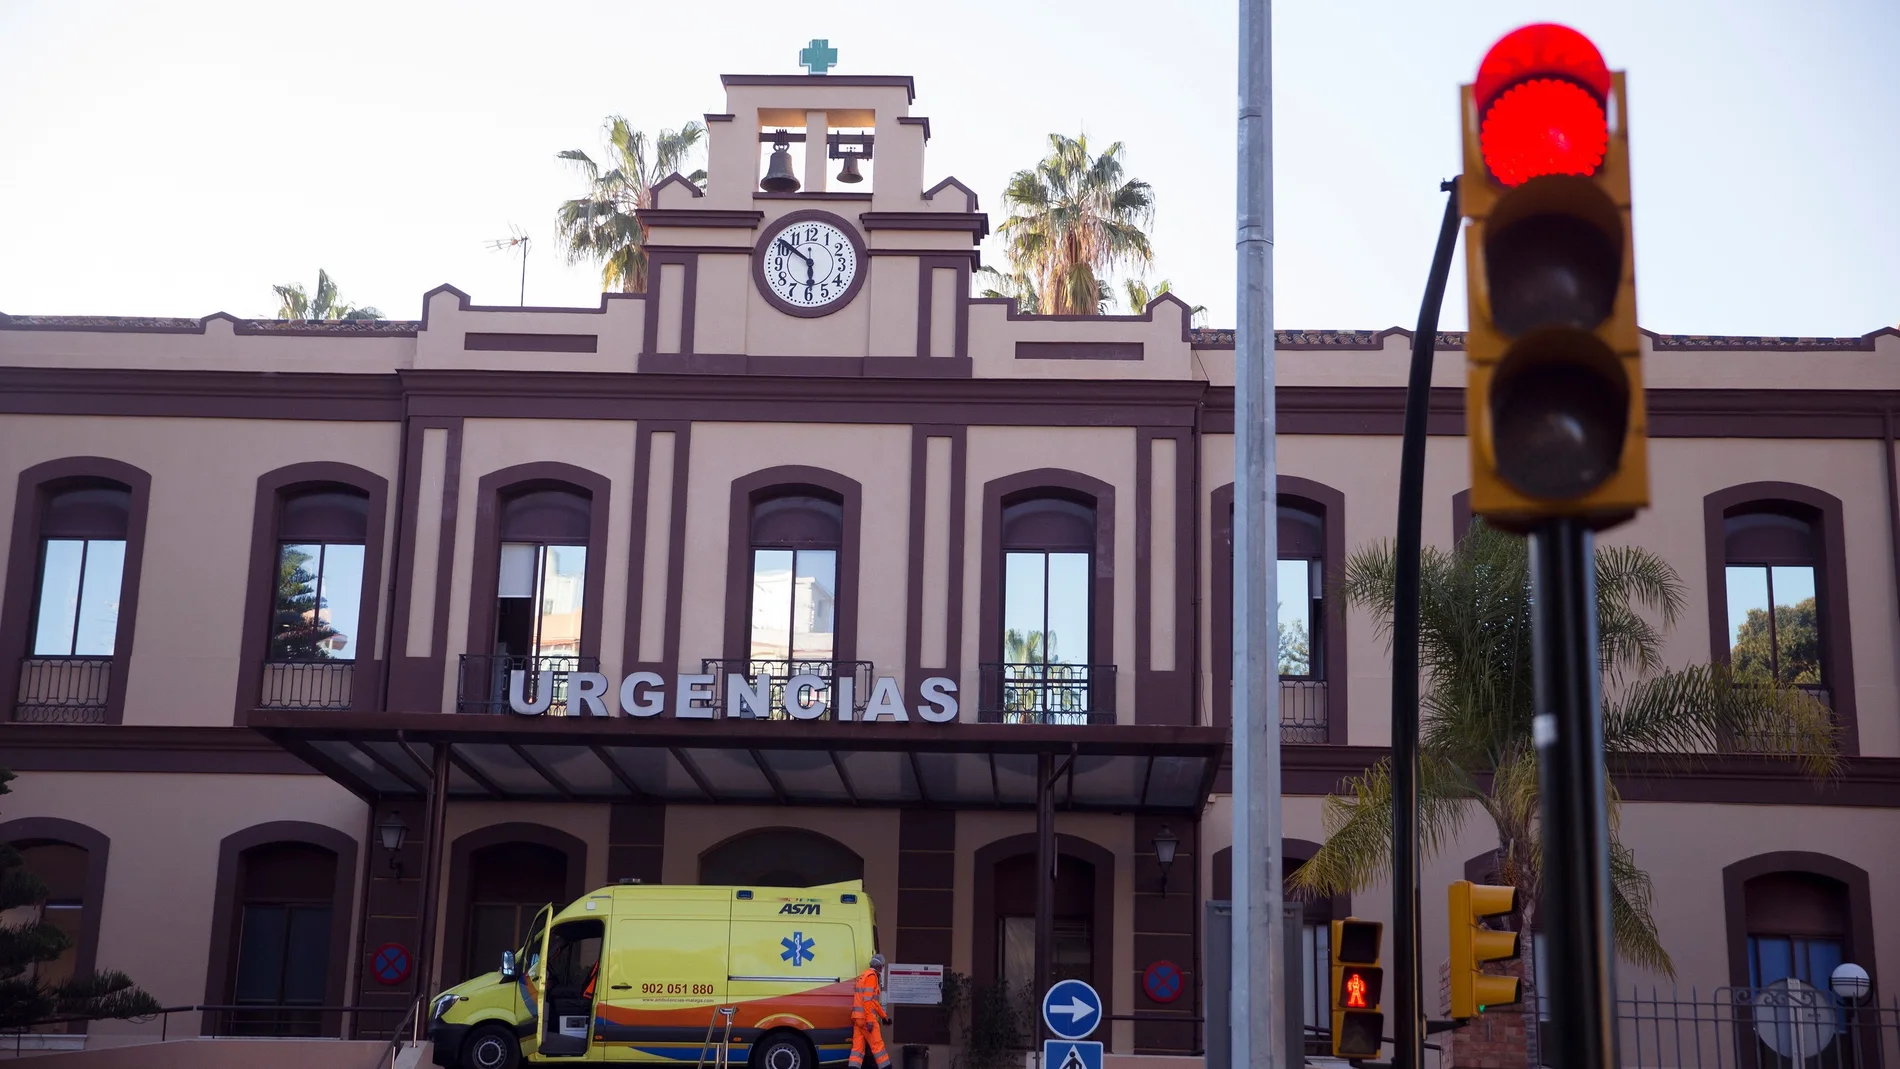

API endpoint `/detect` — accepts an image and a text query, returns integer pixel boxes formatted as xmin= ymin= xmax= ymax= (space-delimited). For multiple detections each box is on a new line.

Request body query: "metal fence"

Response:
xmin=456 ymin=654 xmax=598 ymax=715
xmin=258 ymin=660 xmax=355 ymax=710
xmin=977 ymin=662 xmax=1118 ymax=724
xmin=12 ymin=656 xmax=111 ymax=723
xmin=698 ymin=658 xmax=874 ymax=719
xmin=1614 ymin=985 xmax=1899 ymax=1069
xmin=1280 ymin=677 xmax=1329 ymax=742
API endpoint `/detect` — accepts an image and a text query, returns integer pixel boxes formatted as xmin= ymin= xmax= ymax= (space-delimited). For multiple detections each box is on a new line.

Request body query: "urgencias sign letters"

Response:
xmin=508 ymin=670 xmax=959 ymax=723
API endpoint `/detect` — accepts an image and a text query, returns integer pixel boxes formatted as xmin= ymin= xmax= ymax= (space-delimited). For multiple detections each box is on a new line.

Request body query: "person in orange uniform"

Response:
xmin=849 ymin=954 xmax=891 ymax=1069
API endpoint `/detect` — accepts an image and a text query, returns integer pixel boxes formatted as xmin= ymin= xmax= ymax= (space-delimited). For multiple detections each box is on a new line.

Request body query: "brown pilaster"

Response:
xmin=608 ymin=803 xmax=666 ymax=884
xmin=1132 ymin=816 xmax=1197 ymax=1054
xmin=352 ymin=797 xmax=431 ymax=1037
xmin=894 ymin=809 xmax=956 ymax=1044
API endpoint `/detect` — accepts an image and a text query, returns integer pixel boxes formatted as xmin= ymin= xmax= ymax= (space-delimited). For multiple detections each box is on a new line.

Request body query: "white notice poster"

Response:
xmin=885 ymin=963 xmax=944 ymax=1005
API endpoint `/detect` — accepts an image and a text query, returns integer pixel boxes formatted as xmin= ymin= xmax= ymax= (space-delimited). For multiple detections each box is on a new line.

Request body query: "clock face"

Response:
xmin=758 ymin=215 xmax=862 ymax=315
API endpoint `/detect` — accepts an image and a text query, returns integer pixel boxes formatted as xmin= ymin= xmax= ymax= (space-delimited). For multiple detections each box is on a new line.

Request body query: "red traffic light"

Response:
xmin=1474 ymin=24 xmax=1612 ymax=187
xmin=1343 ymin=970 xmax=1371 ymax=1008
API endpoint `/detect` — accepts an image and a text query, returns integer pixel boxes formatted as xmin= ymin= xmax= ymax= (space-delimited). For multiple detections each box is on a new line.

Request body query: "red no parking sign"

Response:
xmin=1142 ymin=960 xmax=1183 ymax=1004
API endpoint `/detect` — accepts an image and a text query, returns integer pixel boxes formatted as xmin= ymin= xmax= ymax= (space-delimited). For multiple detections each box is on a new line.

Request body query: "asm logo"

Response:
xmin=779 ymin=903 xmax=821 ymax=915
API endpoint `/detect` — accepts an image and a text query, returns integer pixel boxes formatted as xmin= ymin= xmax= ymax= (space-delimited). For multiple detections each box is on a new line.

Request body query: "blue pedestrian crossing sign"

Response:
xmin=1041 ymin=978 xmax=1103 ymax=1040
xmin=1044 ymin=1040 xmax=1102 ymax=1069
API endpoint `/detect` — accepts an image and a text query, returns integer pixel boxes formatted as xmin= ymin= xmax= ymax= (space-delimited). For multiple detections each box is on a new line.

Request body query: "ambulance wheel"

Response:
xmin=751 ymin=1031 xmax=814 ymax=1069
xmin=462 ymin=1025 xmax=519 ymax=1069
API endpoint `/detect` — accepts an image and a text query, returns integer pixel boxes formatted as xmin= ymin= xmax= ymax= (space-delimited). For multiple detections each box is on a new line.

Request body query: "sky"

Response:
xmin=1 ymin=0 xmax=1895 ymax=335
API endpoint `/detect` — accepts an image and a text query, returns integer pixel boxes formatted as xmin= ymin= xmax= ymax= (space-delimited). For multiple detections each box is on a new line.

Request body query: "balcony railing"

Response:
xmin=1723 ymin=682 xmax=1832 ymax=755
xmin=13 ymin=657 xmax=112 ymax=723
xmin=699 ymin=658 xmax=874 ymax=720
xmin=1280 ymin=678 xmax=1329 ymax=743
xmin=977 ymin=662 xmax=1117 ymax=725
xmin=456 ymin=654 xmax=597 ymax=715
xmin=259 ymin=660 xmax=355 ymax=710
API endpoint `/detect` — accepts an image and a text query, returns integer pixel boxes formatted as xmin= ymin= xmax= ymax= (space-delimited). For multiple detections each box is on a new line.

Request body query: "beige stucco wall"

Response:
xmin=0 ymin=414 xmax=401 ymax=726
xmin=962 ymin=427 xmax=1140 ymax=720
xmin=1 ymin=770 xmax=365 ymax=1039
xmin=677 ymin=422 xmax=914 ymax=680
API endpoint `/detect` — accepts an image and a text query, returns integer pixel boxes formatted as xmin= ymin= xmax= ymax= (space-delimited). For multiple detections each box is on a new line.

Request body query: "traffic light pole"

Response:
xmin=1528 ymin=518 xmax=1618 ymax=1069
xmin=1388 ymin=176 xmax=1463 ymax=1069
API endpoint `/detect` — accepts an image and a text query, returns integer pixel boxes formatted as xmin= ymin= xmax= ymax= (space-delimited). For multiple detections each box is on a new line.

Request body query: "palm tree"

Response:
xmin=1122 ymin=278 xmax=1207 ymax=325
xmin=1291 ymin=522 xmax=1840 ymax=975
xmin=556 ymin=117 xmax=707 ymax=293
xmin=271 ymin=269 xmax=383 ymax=321
xmin=996 ymin=134 xmax=1154 ymax=315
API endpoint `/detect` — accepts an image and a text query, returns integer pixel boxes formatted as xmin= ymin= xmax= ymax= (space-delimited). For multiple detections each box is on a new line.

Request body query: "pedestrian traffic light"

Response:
xmin=1448 ymin=881 xmax=1522 ymax=1019
xmin=1460 ymin=23 xmax=1647 ymax=529
xmin=1329 ymin=918 xmax=1384 ymax=1057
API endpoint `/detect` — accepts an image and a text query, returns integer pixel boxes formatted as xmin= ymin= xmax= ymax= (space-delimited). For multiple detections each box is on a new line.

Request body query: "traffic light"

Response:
xmin=1460 ymin=23 xmax=1647 ymax=529
xmin=1329 ymin=918 xmax=1384 ymax=1057
xmin=1448 ymin=880 xmax=1522 ymax=1019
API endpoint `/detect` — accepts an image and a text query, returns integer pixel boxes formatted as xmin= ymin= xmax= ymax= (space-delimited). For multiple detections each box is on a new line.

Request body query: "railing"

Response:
xmin=456 ymin=654 xmax=597 ymax=715
xmin=259 ymin=660 xmax=355 ymax=710
xmin=13 ymin=657 xmax=112 ymax=723
xmin=1614 ymin=985 xmax=1900 ymax=1069
xmin=1724 ymin=683 xmax=1833 ymax=756
xmin=699 ymin=658 xmax=874 ymax=720
xmin=1280 ymin=678 xmax=1329 ymax=743
xmin=977 ymin=662 xmax=1117 ymax=725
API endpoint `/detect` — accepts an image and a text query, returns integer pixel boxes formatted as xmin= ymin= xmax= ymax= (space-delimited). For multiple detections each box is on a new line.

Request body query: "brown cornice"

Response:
xmin=635 ymin=209 xmax=764 ymax=229
xmin=719 ymin=74 xmax=917 ymax=103
xmin=1 ymin=724 xmax=319 ymax=775
xmin=0 ymin=312 xmax=420 ymax=337
xmin=859 ymin=212 xmax=989 ymax=239
xmin=898 ymin=115 xmax=931 ymax=141
xmin=0 ymin=366 xmax=404 ymax=421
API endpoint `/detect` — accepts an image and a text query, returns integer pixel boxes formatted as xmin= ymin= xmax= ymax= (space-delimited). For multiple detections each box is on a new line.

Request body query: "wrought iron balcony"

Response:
xmin=13 ymin=657 xmax=112 ymax=723
xmin=977 ymin=662 xmax=1117 ymax=725
xmin=1280 ymin=678 xmax=1329 ymax=743
xmin=456 ymin=654 xmax=598 ymax=715
xmin=1722 ymin=682 xmax=1832 ymax=755
xmin=259 ymin=660 xmax=355 ymax=710
xmin=699 ymin=658 xmax=874 ymax=720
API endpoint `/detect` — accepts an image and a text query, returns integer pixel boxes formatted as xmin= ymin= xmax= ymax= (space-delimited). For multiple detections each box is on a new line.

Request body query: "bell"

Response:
xmin=835 ymin=156 xmax=863 ymax=184
xmin=761 ymin=145 xmax=801 ymax=193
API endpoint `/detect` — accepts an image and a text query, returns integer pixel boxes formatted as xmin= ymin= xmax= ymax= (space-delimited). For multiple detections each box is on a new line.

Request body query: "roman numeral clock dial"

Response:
xmin=753 ymin=211 xmax=866 ymax=317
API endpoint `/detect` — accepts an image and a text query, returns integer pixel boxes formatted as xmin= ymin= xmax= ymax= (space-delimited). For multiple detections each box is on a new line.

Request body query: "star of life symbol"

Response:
xmin=781 ymin=931 xmax=815 ymax=966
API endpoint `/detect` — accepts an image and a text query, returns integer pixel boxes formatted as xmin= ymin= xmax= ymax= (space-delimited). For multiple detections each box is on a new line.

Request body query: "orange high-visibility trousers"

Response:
xmin=848 ymin=1019 xmax=889 ymax=1069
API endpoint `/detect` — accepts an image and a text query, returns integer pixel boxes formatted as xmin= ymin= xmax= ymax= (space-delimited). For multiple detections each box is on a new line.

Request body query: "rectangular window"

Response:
xmin=749 ymin=548 xmax=838 ymax=662
xmin=1277 ymin=558 xmax=1318 ymax=677
xmin=1299 ymin=921 xmax=1332 ymax=1040
xmin=1003 ymin=550 xmax=1091 ymax=723
xmin=270 ymin=543 xmax=364 ymax=661
xmin=495 ymin=543 xmax=587 ymax=659
xmin=1748 ymin=935 xmax=1845 ymax=988
xmin=232 ymin=902 xmax=332 ymax=1036
xmin=1725 ymin=564 xmax=1821 ymax=685
xmin=32 ymin=538 xmax=125 ymax=656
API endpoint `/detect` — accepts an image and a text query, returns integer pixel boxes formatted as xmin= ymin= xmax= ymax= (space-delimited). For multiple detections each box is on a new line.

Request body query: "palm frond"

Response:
xmin=1291 ymin=753 xmax=1475 ymax=898
xmin=1608 ymin=836 xmax=1673 ymax=976
xmin=1601 ymin=663 xmax=1841 ymax=777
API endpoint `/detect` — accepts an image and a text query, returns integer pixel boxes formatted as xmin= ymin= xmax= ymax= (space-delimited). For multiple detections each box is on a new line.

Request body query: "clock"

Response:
xmin=753 ymin=210 xmax=867 ymax=317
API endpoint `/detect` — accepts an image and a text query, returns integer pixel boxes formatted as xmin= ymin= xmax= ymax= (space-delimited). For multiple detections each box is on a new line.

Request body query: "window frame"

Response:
xmin=1 ymin=460 xmax=152 ymax=726
xmin=0 ymin=818 xmax=110 ymax=1034
xmin=1722 ymin=851 xmax=1878 ymax=994
xmin=723 ymin=467 xmax=863 ymax=666
xmin=463 ymin=464 xmax=611 ymax=674
xmin=1703 ymin=483 xmax=1858 ymax=754
xmin=744 ymin=491 xmax=846 ymax=665
xmin=236 ymin=465 xmax=388 ymax=722
xmin=1210 ymin=477 xmax=1348 ymax=742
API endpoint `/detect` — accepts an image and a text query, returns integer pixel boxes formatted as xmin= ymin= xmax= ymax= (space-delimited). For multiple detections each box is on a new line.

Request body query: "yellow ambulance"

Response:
xmin=428 ymin=881 xmax=878 ymax=1069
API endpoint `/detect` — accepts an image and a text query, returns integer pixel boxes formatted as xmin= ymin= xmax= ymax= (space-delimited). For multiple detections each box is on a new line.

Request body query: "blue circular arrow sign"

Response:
xmin=1041 ymin=978 xmax=1103 ymax=1040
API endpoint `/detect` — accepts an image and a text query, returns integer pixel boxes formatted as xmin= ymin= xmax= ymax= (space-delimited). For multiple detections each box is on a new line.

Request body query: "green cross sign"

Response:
xmin=800 ymin=39 xmax=838 ymax=75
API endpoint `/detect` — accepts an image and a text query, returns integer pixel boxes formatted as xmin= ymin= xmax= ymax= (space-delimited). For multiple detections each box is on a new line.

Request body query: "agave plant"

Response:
xmin=555 ymin=117 xmax=707 ymax=293
xmin=1291 ymin=521 xmax=1840 ymax=975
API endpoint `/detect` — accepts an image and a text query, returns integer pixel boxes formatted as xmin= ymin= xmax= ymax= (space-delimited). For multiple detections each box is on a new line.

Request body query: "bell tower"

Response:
xmin=635 ymin=65 xmax=988 ymax=372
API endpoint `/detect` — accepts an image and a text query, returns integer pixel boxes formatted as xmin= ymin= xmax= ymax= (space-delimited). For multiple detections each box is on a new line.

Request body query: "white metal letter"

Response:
xmin=861 ymin=676 xmax=909 ymax=721
xmin=619 ymin=671 xmax=665 ymax=717
xmin=727 ymin=672 xmax=772 ymax=719
xmin=675 ymin=674 xmax=716 ymax=719
xmin=916 ymin=677 xmax=958 ymax=723
xmin=569 ymin=672 xmax=612 ymax=716
xmin=508 ymin=670 xmax=553 ymax=715
xmin=785 ymin=674 xmax=830 ymax=720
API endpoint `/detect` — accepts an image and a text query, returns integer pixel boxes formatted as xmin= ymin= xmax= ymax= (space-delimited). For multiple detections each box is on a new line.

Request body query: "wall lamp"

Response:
xmin=377 ymin=811 xmax=408 ymax=877
xmin=1153 ymin=825 xmax=1180 ymax=896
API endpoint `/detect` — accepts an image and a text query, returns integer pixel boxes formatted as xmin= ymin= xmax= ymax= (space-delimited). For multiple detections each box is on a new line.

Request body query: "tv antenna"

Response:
xmin=486 ymin=225 xmax=531 ymax=306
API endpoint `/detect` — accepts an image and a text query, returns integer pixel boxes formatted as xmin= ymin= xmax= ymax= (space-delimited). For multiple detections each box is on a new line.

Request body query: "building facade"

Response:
xmin=3 ymin=71 xmax=1898 ymax=1063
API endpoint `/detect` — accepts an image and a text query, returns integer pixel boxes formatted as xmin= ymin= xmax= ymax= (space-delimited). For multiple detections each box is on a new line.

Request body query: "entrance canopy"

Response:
xmin=251 ymin=711 xmax=1226 ymax=815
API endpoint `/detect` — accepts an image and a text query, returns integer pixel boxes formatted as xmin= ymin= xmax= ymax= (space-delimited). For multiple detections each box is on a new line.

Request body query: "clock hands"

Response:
xmin=776 ymin=238 xmax=812 ymax=270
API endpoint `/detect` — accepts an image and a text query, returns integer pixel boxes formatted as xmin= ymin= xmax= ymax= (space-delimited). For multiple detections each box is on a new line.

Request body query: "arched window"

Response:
xmin=1743 ymin=871 xmax=1849 ymax=989
xmin=748 ymin=492 xmax=843 ymax=666
xmin=269 ymin=489 xmax=369 ymax=663
xmin=995 ymin=853 xmax=1096 ymax=1008
xmin=13 ymin=842 xmax=87 ymax=992
xmin=999 ymin=493 xmax=1097 ymax=724
xmin=495 ymin=488 xmax=591 ymax=662
xmin=19 ymin=482 xmax=130 ymax=723
xmin=464 ymin=842 xmax=569 ymax=984
xmin=699 ymin=827 xmax=864 ymax=887
xmin=1211 ymin=479 xmax=1346 ymax=742
xmin=1722 ymin=507 xmax=1825 ymax=689
xmin=223 ymin=842 xmax=338 ymax=1037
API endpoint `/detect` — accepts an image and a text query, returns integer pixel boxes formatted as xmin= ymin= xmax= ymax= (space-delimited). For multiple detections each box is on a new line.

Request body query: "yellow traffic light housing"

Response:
xmin=1330 ymin=918 xmax=1385 ymax=1057
xmin=1448 ymin=880 xmax=1523 ymax=1019
xmin=1461 ymin=27 xmax=1647 ymax=530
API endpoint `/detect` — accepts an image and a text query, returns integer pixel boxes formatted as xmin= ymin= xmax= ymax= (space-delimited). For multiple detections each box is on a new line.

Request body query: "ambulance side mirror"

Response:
xmin=500 ymin=951 xmax=518 ymax=980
